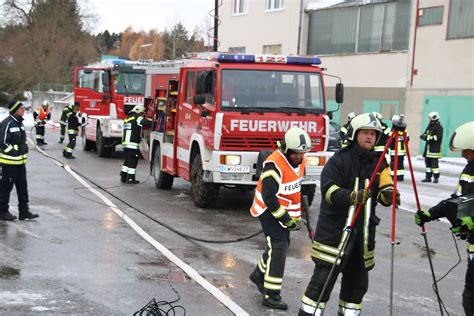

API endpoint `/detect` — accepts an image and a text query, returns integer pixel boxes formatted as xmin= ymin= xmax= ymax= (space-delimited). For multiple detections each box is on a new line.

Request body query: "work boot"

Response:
xmin=120 ymin=172 xmax=127 ymax=184
xmin=65 ymin=155 xmax=76 ymax=159
xmin=421 ymin=178 xmax=431 ymax=183
xmin=0 ymin=211 xmax=17 ymax=221
xmin=42 ymin=141 xmax=48 ymax=145
xmin=58 ymin=139 xmax=64 ymax=144
xmin=262 ymin=293 xmax=288 ymax=310
xmin=249 ymin=268 xmax=264 ymax=294
xmin=19 ymin=211 xmax=39 ymax=221
xmin=433 ymin=178 xmax=439 ymax=183
xmin=126 ymin=175 xmax=139 ymax=184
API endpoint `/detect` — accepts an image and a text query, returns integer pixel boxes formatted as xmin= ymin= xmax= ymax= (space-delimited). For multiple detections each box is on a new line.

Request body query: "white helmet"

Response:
xmin=42 ymin=100 xmax=49 ymax=107
xmin=282 ymin=127 xmax=312 ymax=153
xmin=373 ymin=112 xmax=383 ymax=121
xmin=429 ymin=111 xmax=439 ymax=121
xmin=347 ymin=112 xmax=356 ymax=121
xmin=346 ymin=113 xmax=382 ymax=141
xmin=449 ymin=121 xmax=474 ymax=151
xmin=132 ymin=104 xmax=145 ymax=114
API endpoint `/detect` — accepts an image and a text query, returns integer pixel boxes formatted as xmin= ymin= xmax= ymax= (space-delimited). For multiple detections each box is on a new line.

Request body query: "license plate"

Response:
xmin=219 ymin=165 xmax=250 ymax=173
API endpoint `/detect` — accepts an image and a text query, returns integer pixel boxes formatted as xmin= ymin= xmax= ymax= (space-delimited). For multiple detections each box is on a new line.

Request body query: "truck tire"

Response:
xmin=153 ymin=146 xmax=174 ymax=189
xmin=301 ymin=184 xmax=316 ymax=206
xmin=96 ymin=126 xmax=112 ymax=158
xmin=190 ymin=154 xmax=219 ymax=208
xmin=82 ymin=126 xmax=95 ymax=151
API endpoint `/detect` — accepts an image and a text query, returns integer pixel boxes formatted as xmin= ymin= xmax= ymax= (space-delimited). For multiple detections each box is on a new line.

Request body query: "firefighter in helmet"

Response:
xmin=299 ymin=113 xmax=398 ymax=316
xmin=120 ymin=104 xmax=151 ymax=184
xmin=62 ymin=105 xmax=80 ymax=159
xmin=249 ymin=127 xmax=311 ymax=310
xmin=339 ymin=112 xmax=356 ymax=148
xmin=59 ymin=103 xmax=77 ymax=143
xmin=415 ymin=121 xmax=474 ymax=315
xmin=389 ymin=115 xmax=409 ymax=181
xmin=420 ymin=111 xmax=443 ymax=183
xmin=373 ymin=112 xmax=391 ymax=156
xmin=33 ymin=100 xmax=51 ymax=145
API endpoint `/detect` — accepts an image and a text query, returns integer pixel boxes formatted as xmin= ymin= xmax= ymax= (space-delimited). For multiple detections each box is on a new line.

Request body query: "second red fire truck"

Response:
xmin=140 ymin=53 xmax=343 ymax=208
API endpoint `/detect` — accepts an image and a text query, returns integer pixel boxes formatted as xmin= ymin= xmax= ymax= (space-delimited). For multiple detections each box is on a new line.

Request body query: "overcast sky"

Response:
xmin=85 ymin=0 xmax=215 ymax=34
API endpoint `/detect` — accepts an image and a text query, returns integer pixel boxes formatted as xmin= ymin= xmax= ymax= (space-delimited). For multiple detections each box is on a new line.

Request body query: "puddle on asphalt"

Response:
xmin=0 ymin=265 xmax=20 ymax=279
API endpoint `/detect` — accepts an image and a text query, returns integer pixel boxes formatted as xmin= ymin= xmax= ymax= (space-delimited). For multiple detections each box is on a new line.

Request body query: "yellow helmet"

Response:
xmin=449 ymin=121 xmax=474 ymax=151
xmin=282 ymin=127 xmax=312 ymax=153
xmin=346 ymin=113 xmax=382 ymax=141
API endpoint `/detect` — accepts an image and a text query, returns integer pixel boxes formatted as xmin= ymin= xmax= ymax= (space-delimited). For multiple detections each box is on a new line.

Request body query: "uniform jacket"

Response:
xmin=374 ymin=122 xmax=391 ymax=153
xmin=66 ymin=111 xmax=79 ymax=134
xmin=312 ymin=143 xmax=392 ymax=270
xmin=389 ymin=130 xmax=409 ymax=156
xmin=60 ymin=105 xmax=74 ymax=125
xmin=122 ymin=112 xmax=151 ymax=149
xmin=0 ymin=115 xmax=29 ymax=165
xmin=33 ymin=106 xmax=51 ymax=126
xmin=421 ymin=121 xmax=443 ymax=158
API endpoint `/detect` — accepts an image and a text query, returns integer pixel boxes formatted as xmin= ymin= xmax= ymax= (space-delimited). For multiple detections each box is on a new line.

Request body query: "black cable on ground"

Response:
xmin=29 ymin=133 xmax=263 ymax=244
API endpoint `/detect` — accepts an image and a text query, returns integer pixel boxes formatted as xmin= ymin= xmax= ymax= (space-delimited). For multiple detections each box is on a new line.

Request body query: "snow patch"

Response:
xmin=32 ymin=306 xmax=51 ymax=311
xmin=0 ymin=291 xmax=45 ymax=305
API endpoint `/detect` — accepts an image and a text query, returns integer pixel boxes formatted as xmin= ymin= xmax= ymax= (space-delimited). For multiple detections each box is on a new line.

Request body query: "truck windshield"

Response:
xmin=221 ymin=69 xmax=324 ymax=112
xmin=115 ymin=72 xmax=145 ymax=95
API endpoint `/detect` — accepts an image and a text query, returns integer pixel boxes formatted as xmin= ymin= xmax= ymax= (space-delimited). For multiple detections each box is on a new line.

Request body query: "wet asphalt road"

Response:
xmin=0 ymin=130 xmax=467 ymax=315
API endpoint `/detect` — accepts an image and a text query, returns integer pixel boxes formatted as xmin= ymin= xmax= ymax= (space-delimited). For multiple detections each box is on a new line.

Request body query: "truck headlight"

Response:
xmin=109 ymin=123 xmax=121 ymax=132
xmin=306 ymin=156 xmax=326 ymax=167
xmin=220 ymin=155 xmax=241 ymax=165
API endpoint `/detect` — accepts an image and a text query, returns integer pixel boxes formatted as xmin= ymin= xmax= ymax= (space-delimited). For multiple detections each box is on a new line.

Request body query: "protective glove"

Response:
xmin=378 ymin=188 xmax=400 ymax=207
xmin=349 ymin=189 xmax=372 ymax=205
xmin=420 ymin=134 xmax=427 ymax=141
xmin=415 ymin=210 xmax=431 ymax=226
xmin=284 ymin=218 xmax=301 ymax=231
xmin=451 ymin=216 xmax=474 ymax=240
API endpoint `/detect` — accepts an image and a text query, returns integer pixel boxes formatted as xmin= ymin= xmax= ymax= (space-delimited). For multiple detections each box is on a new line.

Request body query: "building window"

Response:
xmin=229 ymin=46 xmax=246 ymax=53
xmin=447 ymin=0 xmax=474 ymax=39
xmin=232 ymin=0 xmax=248 ymax=15
xmin=263 ymin=44 xmax=282 ymax=54
xmin=266 ymin=0 xmax=284 ymax=11
xmin=418 ymin=6 xmax=443 ymax=26
xmin=307 ymin=1 xmax=411 ymax=55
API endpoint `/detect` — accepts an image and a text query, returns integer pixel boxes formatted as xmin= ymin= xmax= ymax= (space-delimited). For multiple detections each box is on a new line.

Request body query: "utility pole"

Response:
xmin=213 ymin=0 xmax=219 ymax=52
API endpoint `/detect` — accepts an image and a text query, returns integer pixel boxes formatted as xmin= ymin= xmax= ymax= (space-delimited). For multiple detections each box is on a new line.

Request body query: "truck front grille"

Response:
xmin=221 ymin=136 xmax=280 ymax=150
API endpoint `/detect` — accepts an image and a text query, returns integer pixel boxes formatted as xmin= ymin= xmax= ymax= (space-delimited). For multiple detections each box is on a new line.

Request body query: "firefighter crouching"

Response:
xmin=249 ymin=127 xmax=311 ymax=310
xmin=120 ymin=104 xmax=151 ymax=184
xmin=62 ymin=105 xmax=80 ymax=159
xmin=420 ymin=111 xmax=443 ymax=183
xmin=415 ymin=121 xmax=474 ymax=315
xmin=59 ymin=103 xmax=75 ymax=144
xmin=299 ymin=113 xmax=399 ymax=316
xmin=33 ymin=100 xmax=51 ymax=146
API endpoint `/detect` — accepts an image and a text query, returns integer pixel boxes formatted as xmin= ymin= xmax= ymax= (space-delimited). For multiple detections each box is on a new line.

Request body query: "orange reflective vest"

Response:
xmin=38 ymin=106 xmax=49 ymax=121
xmin=250 ymin=150 xmax=305 ymax=219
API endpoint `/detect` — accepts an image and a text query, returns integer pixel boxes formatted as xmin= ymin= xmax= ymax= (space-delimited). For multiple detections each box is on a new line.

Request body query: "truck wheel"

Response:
xmin=82 ymin=126 xmax=95 ymax=151
xmin=301 ymin=184 xmax=316 ymax=206
xmin=190 ymin=154 xmax=219 ymax=208
xmin=96 ymin=127 xmax=112 ymax=158
xmin=153 ymin=146 xmax=174 ymax=189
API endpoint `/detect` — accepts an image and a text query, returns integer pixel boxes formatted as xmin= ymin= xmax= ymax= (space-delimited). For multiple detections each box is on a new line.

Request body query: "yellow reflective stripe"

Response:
xmin=271 ymin=206 xmax=286 ymax=219
xmin=0 ymin=153 xmax=24 ymax=160
xmin=124 ymin=117 xmax=136 ymax=123
xmin=311 ymin=250 xmax=341 ymax=265
xmin=3 ymin=145 xmax=13 ymax=153
xmin=67 ymin=129 xmax=77 ymax=133
xmin=264 ymin=275 xmax=282 ymax=284
xmin=302 ymin=295 xmax=326 ymax=309
xmin=264 ymin=236 xmax=273 ymax=286
xmin=0 ymin=158 xmax=26 ymax=165
xmin=460 ymin=174 xmax=474 ymax=183
xmin=64 ymin=147 xmax=73 ymax=153
xmin=325 ymin=184 xmax=340 ymax=205
xmin=468 ymin=244 xmax=474 ymax=252
xmin=263 ymin=282 xmax=281 ymax=290
xmin=261 ymin=170 xmax=281 ymax=183
xmin=339 ymin=300 xmax=362 ymax=310
xmin=312 ymin=241 xmax=343 ymax=256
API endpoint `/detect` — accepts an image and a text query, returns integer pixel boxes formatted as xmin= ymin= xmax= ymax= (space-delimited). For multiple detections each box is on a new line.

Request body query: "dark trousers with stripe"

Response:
xmin=0 ymin=164 xmax=29 ymax=215
xmin=63 ymin=132 xmax=76 ymax=157
xmin=35 ymin=125 xmax=45 ymax=142
xmin=424 ymin=157 xmax=440 ymax=180
xmin=254 ymin=211 xmax=290 ymax=295
xmin=463 ymin=249 xmax=474 ymax=315
xmin=122 ymin=148 xmax=139 ymax=180
xmin=59 ymin=123 xmax=66 ymax=141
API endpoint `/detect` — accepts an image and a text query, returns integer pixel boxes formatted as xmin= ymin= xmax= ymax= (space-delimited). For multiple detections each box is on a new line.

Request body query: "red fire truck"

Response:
xmin=74 ymin=59 xmax=154 ymax=157
xmin=141 ymin=53 xmax=343 ymax=208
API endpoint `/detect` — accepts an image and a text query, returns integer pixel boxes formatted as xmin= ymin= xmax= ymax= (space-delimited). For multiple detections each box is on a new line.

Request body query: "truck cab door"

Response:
xmin=74 ymin=67 xmax=110 ymax=117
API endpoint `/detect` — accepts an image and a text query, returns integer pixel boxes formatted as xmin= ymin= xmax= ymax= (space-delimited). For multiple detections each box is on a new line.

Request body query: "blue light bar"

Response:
xmin=287 ymin=56 xmax=321 ymax=65
xmin=217 ymin=54 xmax=256 ymax=63
xmin=215 ymin=53 xmax=321 ymax=66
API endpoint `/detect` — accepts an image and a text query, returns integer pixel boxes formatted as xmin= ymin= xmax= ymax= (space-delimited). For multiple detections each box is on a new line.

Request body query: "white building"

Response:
xmin=219 ymin=0 xmax=474 ymax=156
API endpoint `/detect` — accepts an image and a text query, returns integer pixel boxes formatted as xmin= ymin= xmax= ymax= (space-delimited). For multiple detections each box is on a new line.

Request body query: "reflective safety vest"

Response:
xmin=37 ymin=106 xmax=49 ymax=121
xmin=250 ymin=150 xmax=305 ymax=219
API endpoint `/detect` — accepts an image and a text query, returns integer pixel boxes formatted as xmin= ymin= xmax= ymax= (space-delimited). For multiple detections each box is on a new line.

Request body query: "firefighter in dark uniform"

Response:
xmin=340 ymin=112 xmax=356 ymax=148
xmin=420 ymin=111 xmax=443 ymax=183
xmin=62 ymin=105 xmax=80 ymax=159
xmin=33 ymin=100 xmax=51 ymax=145
xmin=298 ymin=113 xmax=398 ymax=315
xmin=249 ymin=127 xmax=311 ymax=310
xmin=120 ymin=104 xmax=151 ymax=184
xmin=373 ymin=112 xmax=391 ymax=156
xmin=389 ymin=115 xmax=409 ymax=181
xmin=415 ymin=121 xmax=474 ymax=316
xmin=59 ymin=103 xmax=75 ymax=143
xmin=0 ymin=101 xmax=39 ymax=221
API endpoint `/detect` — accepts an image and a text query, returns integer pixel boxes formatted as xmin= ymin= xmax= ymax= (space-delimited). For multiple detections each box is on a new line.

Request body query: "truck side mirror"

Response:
xmin=194 ymin=95 xmax=205 ymax=105
xmin=102 ymin=72 xmax=110 ymax=93
xmin=335 ymin=83 xmax=344 ymax=104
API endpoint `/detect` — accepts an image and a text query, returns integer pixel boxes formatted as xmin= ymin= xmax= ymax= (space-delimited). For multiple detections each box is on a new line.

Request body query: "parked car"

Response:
xmin=328 ymin=121 xmax=342 ymax=152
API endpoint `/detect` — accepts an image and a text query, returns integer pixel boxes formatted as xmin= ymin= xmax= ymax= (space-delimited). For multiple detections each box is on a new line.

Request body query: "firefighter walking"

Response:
xmin=420 ymin=112 xmax=443 ymax=183
xmin=415 ymin=121 xmax=474 ymax=315
xmin=298 ymin=113 xmax=398 ymax=315
xmin=62 ymin=105 xmax=79 ymax=159
xmin=0 ymin=101 xmax=39 ymax=221
xmin=120 ymin=105 xmax=151 ymax=184
xmin=249 ymin=127 xmax=311 ymax=310
xmin=33 ymin=100 xmax=51 ymax=145
xmin=59 ymin=103 xmax=75 ymax=144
